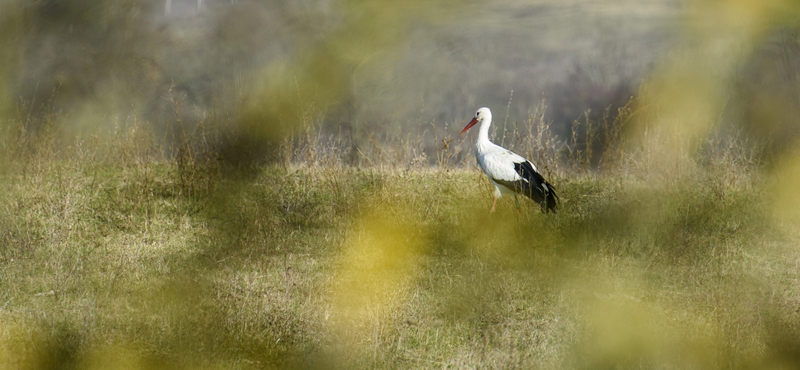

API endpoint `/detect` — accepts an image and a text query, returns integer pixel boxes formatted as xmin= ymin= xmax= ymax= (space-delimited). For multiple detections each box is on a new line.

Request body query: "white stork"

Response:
xmin=460 ymin=107 xmax=559 ymax=214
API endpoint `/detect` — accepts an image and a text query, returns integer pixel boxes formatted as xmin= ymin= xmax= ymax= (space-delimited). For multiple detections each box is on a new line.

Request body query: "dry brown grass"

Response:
xmin=1 ymin=92 xmax=798 ymax=369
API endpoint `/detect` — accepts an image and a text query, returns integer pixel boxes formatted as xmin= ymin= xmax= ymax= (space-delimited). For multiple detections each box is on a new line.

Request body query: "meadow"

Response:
xmin=1 ymin=100 xmax=799 ymax=370
xmin=3 ymin=1 xmax=800 ymax=368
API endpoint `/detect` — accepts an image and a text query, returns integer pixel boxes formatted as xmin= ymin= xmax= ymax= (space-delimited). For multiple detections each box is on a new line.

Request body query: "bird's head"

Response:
xmin=460 ymin=107 xmax=491 ymax=135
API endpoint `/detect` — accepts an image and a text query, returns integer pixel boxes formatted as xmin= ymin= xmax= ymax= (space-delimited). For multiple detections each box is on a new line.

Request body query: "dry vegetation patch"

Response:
xmin=0 ymin=105 xmax=798 ymax=369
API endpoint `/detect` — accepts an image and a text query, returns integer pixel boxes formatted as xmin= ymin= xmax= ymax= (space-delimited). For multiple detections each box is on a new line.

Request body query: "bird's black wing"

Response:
xmin=495 ymin=160 xmax=559 ymax=213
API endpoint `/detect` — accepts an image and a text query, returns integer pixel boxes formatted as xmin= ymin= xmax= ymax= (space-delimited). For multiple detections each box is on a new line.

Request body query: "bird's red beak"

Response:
xmin=460 ymin=117 xmax=478 ymax=135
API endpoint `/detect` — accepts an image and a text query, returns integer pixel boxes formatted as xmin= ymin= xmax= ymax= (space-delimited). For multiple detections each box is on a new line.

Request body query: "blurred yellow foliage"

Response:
xmin=771 ymin=147 xmax=800 ymax=227
xmin=327 ymin=201 xmax=428 ymax=357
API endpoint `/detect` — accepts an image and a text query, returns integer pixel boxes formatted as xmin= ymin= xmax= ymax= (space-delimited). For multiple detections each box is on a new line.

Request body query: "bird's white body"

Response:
xmin=461 ymin=107 xmax=557 ymax=213
xmin=472 ymin=110 xmax=532 ymax=199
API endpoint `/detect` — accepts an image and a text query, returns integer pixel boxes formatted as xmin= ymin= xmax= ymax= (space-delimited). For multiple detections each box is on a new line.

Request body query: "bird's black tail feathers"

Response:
xmin=512 ymin=161 xmax=559 ymax=214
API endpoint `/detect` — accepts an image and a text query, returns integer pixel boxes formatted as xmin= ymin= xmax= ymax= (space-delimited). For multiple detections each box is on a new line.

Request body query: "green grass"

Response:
xmin=1 ymin=132 xmax=798 ymax=369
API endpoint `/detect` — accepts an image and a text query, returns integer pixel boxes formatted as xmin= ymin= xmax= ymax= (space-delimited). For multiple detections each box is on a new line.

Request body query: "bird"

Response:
xmin=460 ymin=107 xmax=559 ymax=214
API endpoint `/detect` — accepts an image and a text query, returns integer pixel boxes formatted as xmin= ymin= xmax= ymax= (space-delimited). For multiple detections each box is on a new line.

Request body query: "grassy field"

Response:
xmin=1 ymin=117 xmax=799 ymax=370
xmin=3 ymin=0 xmax=800 ymax=368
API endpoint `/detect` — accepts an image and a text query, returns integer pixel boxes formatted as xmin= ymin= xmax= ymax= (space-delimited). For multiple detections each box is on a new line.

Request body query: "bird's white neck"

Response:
xmin=477 ymin=116 xmax=492 ymax=145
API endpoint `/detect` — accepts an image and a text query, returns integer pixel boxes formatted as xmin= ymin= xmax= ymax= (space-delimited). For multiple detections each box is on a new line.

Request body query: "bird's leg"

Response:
xmin=490 ymin=196 xmax=498 ymax=213
xmin=514 ymin=195 xmax=521 ymax=221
